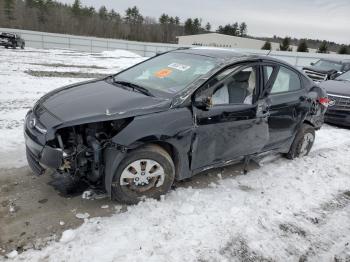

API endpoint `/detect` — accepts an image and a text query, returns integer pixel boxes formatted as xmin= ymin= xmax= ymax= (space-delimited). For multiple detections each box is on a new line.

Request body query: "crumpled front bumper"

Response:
xmin=24 ymin=113 xmax=63 ymax=175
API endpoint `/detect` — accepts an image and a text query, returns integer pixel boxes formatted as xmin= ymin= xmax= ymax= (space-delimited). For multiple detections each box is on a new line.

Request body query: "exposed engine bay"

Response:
xmin=49 ymin=119 xmax=132 ymax=184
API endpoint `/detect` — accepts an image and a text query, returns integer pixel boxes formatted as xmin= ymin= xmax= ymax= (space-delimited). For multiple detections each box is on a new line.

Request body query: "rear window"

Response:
xmin=114 ymin=52 xmax=217 ymax=94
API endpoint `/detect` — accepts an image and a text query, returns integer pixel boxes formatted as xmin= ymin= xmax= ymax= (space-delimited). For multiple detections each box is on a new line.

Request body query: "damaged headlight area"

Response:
xmin=47 ymin=118 xmax=132 ymax=183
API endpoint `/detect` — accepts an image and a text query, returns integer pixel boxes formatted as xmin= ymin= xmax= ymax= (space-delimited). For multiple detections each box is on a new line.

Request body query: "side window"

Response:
xmin=270 ymin=66 xmax=301 ymax=94
xmin=210 ymin=66 xmax=258 ymax=106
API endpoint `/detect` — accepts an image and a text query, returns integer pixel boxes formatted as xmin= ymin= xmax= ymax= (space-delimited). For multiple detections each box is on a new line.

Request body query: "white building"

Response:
xmin=176 ymin=33 xmax=317 ymax=52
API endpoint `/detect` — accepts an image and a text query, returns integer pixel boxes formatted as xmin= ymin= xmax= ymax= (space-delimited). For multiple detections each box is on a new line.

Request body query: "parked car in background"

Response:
xmin=303 ymin=59 xmax=350 ymax=82
xmin=0 ymin=32 xmax=25 ymax=49
xmin=24 ymin=48 xmax=328 ymax=204
xmin=319 ymin=70 xmax=350 ymax=127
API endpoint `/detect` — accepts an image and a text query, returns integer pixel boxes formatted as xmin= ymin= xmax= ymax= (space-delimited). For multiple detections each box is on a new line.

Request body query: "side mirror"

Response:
xmin=194 ymin=97 xmax=212 ymax=110
xmin=310 ymin=62 xmax=315 ymax=66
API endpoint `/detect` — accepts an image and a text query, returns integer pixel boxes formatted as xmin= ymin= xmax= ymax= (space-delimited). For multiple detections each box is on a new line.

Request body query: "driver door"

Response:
xmin=191 ymin=63 xmax=270 ymax=170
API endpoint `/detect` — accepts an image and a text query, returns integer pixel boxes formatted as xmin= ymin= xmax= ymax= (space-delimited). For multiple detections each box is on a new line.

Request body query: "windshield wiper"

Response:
xmin=113 ymin=80 xmax=154 ymax=97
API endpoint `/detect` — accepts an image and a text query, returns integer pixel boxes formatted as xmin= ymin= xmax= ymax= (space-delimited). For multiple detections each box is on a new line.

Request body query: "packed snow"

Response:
xmin=0 ymin=48 xmax=350 ymax=261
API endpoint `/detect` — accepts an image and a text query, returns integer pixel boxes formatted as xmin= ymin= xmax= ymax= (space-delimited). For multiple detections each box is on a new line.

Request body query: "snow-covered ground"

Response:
xmin=1 ymin=48 xmax=350 ymax=261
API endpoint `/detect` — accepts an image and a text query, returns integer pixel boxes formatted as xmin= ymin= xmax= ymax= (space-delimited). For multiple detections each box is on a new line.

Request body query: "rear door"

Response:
xmin=262 ymin=64 xmax=308 ymax=150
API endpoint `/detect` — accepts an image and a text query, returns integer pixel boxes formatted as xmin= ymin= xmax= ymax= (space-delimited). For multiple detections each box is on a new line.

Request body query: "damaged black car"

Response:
xmin=0 ymin=32 xmax=25 ymax=49
xmin=25 ymin=48 xmax=328 ymax=204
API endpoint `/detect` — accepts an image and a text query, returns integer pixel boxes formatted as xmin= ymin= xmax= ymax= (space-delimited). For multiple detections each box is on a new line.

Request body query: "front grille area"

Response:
xmin=303 ymin=70 xmax=328 ymax=82
xmin=26 ymin=147 xmax=45 ymax=176
xmin=328 ymin=94 xmax=350 ymax=111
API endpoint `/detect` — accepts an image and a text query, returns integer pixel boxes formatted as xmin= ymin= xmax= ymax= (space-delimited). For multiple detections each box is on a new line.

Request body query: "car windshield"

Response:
xmin=336 ymin=71 xmax=350 ymax=81
xmin=114 ymin=52 xmax=217 ymax=94
xmin=313 ymin=60 xmax=343 ymax=71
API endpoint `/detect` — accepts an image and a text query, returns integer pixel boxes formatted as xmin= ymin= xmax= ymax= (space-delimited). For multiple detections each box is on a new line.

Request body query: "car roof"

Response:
xmin=173 ymin=47 xmax=247 ymax=59
xmin=172 ymin=47 xmax=291 ymax=66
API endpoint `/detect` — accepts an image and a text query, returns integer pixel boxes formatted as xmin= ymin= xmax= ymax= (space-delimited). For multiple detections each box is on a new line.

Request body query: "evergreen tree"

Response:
xmin=174 ymin=16 xmax=180 ymax=25
xmin=217 ymin=23 xmax=241 ymax=36
xmin=297 ymin=40 xmax=309 ymax=52
xmin=108 ymin=9 xmax=121 ymax=22
xmin=124 ymin=6 xmax=143 ymax=24
xmin=159 ymin=13 xmax=169 ymax=24
xmin=4 ymin=0 xmax=15 ymax=21
xmin=71 ymin=0 xmax=81 ymax=16
xmin=192 ymin=18 xmax=201 ymax=34
xmin=280 ymin=37 xmax=292 ymax=51
xmin=98 ymin=6 xmax=108 ymax=20
xmin=184 ymin=18 xmax=193 ymax=35
xmin=261 ymin=41 xmax=272 ymax=50
xmin=232 ymin=22 xmax=239 ymax=36
xmin=35 ymin=0 xmax=49 ymax=24
xmin=168 ymin=17 xmax=175 ymax=25
xmin=338 ymin=45 xmax=349 ymax=54
xmin=317 ymin=41 xmax=329 ymax=53
xmin=239 ymin=22 xmax=247 ymax=36
xmin=205 ymin=22 xmax=211 ymax=32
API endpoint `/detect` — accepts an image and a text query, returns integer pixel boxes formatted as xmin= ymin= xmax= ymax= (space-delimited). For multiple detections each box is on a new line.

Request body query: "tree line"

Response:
xmin=0 ymin=0 xmax=216 ymax=43
xmin=0 ymin=0 xmax=348 ymax=54
xmin=260 ymin=37 xmax=349 ymax=54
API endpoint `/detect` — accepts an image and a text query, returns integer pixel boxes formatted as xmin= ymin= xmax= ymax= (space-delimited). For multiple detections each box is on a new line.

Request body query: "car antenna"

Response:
xmin=266 ymin=50 xmax=272 ymax=56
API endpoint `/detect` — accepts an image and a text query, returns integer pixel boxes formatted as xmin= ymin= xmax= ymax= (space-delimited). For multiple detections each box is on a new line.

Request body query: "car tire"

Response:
xmin=21 ymin=43 xmax=25 ymax=49
xmin=5 ymin=46 xmax=8 ymax=49
xmin=111 ymin=144 xmax=175 ymax=204
xmin=286 ymin=123 xmax=315 ymax=159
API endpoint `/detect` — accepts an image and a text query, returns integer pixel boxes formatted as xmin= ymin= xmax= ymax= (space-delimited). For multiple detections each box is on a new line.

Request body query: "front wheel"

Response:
xmin=111 ymin=145 xmax=175 ymax=204
xmin=286 ymin=123 xmax=315 ymax=159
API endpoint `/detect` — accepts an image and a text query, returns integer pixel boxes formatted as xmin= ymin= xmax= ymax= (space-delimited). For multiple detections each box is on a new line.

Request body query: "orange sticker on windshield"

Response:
xmin=155 ymin=68 xmax=172 ymax=78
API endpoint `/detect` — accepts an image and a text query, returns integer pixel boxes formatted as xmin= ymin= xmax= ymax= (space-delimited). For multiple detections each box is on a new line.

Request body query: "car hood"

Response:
xmin=36 ymin=79 xmax=171 ymax=127
xmin=319 ymin=80 xmax=350 ymax=96
xmin=302 ymin=66 xmax=337 ymax=74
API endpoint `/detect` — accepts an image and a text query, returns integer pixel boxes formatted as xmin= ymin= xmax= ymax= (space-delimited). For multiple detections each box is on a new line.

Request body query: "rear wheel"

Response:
xmin=111 ymin=145 xmax=175 ymax=204
xmin=21 ymin=42 xmax=25 ymax=49
xmin=286 ymin=123 xmax=315 ymax=159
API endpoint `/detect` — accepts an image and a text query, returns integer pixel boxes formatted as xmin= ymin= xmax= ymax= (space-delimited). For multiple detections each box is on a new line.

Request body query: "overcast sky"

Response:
xmin=62 ymin=0 xmax=350 ymax=44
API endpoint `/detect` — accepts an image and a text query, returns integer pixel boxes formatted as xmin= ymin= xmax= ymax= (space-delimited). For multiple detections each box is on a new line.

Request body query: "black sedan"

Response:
xmin=24 ymin=48 xmax=328 ymax=204
xmin=0 ymin=32 xmax=25 ymax=49
xmin=319 ymin=70 xmax=350 ymax=127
